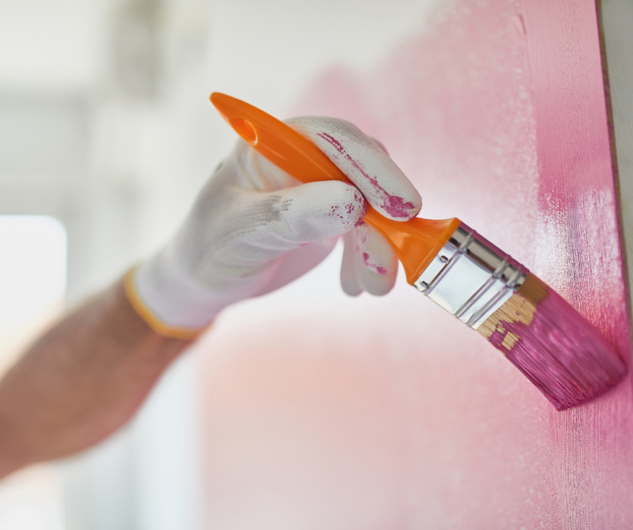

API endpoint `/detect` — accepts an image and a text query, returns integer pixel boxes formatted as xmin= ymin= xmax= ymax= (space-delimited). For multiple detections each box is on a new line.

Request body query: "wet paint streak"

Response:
xmin=202 ymin=0 xmax=633 ymax=528
xmin=317 ymin=132 xmax=416 ymax=219
xmin=294 ymin=0 xmax=633 ymax=525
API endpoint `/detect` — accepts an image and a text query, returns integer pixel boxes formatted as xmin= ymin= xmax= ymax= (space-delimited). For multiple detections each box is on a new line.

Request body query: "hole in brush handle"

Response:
xmin=212 ymin=92 xmax=352 ymax=186
xmin=229 ymin=118 xmax=258 ymax=146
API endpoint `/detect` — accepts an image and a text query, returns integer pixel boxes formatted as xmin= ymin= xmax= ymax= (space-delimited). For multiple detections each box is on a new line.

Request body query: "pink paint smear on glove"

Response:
xmin=317 ymin=132 xmax=416 ymax=219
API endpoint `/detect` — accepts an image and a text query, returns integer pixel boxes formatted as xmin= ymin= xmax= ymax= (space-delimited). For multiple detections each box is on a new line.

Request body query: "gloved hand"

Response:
xmin=126 ymin=117 xmax=421 ymax=338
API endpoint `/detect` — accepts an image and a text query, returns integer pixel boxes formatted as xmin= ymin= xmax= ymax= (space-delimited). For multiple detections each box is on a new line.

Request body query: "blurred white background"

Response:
xmin=0 ymin=0 xmax=440 ymax=528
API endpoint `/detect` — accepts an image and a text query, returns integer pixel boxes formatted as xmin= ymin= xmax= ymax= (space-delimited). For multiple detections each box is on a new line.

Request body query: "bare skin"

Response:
xmin=0 ymin=280 xmax=191 ymax=479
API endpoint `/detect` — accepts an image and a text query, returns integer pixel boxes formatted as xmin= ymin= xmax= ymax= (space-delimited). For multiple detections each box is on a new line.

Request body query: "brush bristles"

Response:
xmin=477 ymin=274 xmax=627 ymax=410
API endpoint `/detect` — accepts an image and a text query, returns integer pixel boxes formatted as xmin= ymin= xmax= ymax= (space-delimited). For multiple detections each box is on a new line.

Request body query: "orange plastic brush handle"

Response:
xmin=210 ymin=92 xmax=460 ymax=285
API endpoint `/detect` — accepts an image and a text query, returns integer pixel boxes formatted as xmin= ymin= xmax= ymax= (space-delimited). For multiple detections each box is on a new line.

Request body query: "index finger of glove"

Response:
xmin=285 ymin=117 xmax=422 ymax=221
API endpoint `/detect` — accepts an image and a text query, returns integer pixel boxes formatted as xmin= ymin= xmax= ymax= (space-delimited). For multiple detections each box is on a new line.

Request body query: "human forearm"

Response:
xmin=0 ymin=111 xmax=422 ymax=480
xmin=0 ymin=280 xmax=191 ymax=479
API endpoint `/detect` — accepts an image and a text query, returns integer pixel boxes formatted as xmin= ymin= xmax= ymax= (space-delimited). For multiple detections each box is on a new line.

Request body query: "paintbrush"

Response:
xmin=210 ymin=92 xmax=627 ymax=411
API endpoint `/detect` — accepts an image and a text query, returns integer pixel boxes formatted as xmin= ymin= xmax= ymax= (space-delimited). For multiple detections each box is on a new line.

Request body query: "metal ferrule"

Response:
xmin=413 ymin=224 xmax=528 ymax=329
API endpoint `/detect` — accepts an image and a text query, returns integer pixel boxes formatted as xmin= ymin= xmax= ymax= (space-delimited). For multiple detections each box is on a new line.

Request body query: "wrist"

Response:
xmin=127 ymin=257 xmax=223 ymax=339
xmin=0 ymin=417 xmax=30 ymax=480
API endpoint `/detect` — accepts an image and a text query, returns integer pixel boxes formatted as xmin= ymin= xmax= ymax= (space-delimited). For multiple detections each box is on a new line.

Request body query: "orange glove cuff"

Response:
xmin=123 ymin=267 xmax=209 ymax=341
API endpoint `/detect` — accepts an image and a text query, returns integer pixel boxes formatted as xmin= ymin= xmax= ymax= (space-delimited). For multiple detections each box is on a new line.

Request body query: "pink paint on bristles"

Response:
xmin=487 ymin=283 xmax=627 ymax=410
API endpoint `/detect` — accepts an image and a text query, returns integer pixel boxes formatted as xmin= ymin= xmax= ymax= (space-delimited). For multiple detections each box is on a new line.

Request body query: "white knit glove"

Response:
xmin=126 ymin=117 xmax=421 ymax=338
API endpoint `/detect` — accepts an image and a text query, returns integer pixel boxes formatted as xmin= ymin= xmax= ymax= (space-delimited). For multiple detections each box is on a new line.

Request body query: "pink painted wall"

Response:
xmin=199 ymin=0 xmax=633 ymax=527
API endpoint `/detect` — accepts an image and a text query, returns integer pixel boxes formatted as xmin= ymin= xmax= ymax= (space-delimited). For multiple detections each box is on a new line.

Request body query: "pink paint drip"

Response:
xmin=489 ymin=287 xmax=628 ymax=411
xmin=326 ymin=189 xmax=368 ymax=227
xmin=353 ymin=192 xmax=368 ymax=227
xmin=317 ymin=132 xmax=416 ymax=219
xmin=361 ymin=252 xmax=388 ymax=275
xmin=327 ymin=204 xmax=346 ymax=222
